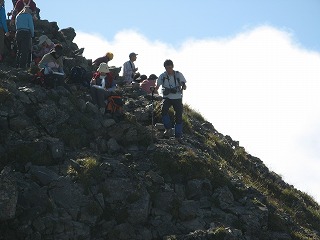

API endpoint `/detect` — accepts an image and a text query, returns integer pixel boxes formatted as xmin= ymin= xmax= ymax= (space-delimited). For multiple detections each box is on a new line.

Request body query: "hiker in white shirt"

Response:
xmin=122 ymin=52 xmax=139 ymax=84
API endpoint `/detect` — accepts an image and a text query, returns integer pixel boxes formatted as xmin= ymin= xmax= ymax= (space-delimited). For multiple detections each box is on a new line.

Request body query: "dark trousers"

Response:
xmin=0 ymin=28 xmax=5 ymax=56
xmin=44 ymin=74 xmax=71 ymax=92
xmin=90 ymin=87 xmax=112 ymax=108
xmin=15 ymin=30 xmax=31 ymax=68
xmin=162 ymin=98 xmax=183 ymax=127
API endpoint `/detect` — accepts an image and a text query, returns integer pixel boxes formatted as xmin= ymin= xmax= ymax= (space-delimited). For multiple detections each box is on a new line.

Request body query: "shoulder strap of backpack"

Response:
xmin=162 ymin=71 xmax=180 ymax=86
xmin=174 ymin=71 xmax=181 ymax=86
xmin=129 ymin=61 xmax=133 ymax=69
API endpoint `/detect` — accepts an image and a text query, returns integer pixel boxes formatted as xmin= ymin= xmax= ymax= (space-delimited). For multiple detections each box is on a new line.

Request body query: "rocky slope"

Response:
xmin=0 ymin=20 xmax=320 ymax=240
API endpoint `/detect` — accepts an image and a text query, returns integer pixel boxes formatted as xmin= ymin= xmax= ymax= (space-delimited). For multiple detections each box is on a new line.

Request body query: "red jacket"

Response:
xmin=12 ymin=0 xmax=37 ymax=20
xmin=91 ymin=72 xmax=115 ymax=89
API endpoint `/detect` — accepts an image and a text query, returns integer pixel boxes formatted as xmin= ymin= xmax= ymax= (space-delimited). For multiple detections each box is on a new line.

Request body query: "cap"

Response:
xmin=137 ymin=74 xmax=147 ymax=81
xmin=148 ymin=74 xmax=158 ymax=80
xmin=129 ymin=52 xmax=138 ymax=58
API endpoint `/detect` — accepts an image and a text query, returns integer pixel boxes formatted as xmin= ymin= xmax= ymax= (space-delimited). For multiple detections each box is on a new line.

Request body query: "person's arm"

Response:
xmin=30 ymin=1 xmax=37 ymax=20
xmin=104 ymin=73 xmax=115 ymax=91
xmin=38 ymin=54 xmax=49 ymax=68
xmin=154 ymin=74 xmax=162 ymax=91
xmin=38 ymin=54 xmax=54 ymax=74
xmin=107 ymin=79 xmax=116 ymax=92
xmin=90 ymin=76 xmax=97 ymax=86
xmin=10 ymin=1 xmax=21 ymax=23
xmin=122 ymin=61 xmax=129 ymax=77
xmin=178 ymin=72 xmax=187 ymax=90
xmin=29 ymin=14 xmax=34 ymax=37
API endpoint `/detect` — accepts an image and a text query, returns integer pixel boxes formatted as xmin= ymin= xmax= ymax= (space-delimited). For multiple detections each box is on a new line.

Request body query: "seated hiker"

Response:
xmin=140 ymin=74 xmax=158 ymax=94
xmin=90 ymin=62 xmax=116 ymax=114
xmin=32 ymin=35 xmax=54 ymax=64
xmin=92 ymin=52 xmax=113 ymax=69
xmin=38 ymin=44 xmax=70 ymax=90
xmin=15 ymin=6 xmax=34 ymax=68
xmin=10 ymin=0 xmax=38 ymax=26
xmin=133 ymin=74 xmax=147 ymax=84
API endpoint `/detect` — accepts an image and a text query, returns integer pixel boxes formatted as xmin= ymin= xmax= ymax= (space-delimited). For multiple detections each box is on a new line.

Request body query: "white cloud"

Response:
xmin=74 ymin=26 xmax=320 ymax=203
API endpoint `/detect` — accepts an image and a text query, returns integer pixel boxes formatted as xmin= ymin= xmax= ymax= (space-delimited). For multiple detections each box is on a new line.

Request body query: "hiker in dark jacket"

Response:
xmin=15 ymin=6 xmax=34 ymax=68
xmin=0 ymin=0 xmax=9 ymax=62
xmin=92 ymin=52 xmax=113 ymax=69
xmin=90 ymin=62 xmax=116 ymax=114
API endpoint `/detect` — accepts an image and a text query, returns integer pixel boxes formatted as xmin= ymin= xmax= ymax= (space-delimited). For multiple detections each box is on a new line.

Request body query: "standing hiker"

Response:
xmin=122 ymin=52 xmax=139 ymax=85
xmin=15 ymin=6 xmax=34 ymax=68
xmin=155 ymin=59 xmax=187 ymax=140
xmin=0 ymin=0 xmax=9 ymax=62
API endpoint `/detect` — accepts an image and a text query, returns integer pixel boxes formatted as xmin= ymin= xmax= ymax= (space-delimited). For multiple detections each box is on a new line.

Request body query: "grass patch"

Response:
xmin=184 ymin=104 xmax=205 ymax=122
xmin=67 ymin=156 xmax=100 ymax=191
xmin=152 ymin=148 xmax=230 ymax=187
xmin=0 ymin=88 xmax=11 ymax=102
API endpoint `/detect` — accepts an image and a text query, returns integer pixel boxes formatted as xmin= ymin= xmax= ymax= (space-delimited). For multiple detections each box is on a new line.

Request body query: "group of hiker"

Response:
xmin=0 ymin=0 xmax=188 ymax=140
xmin=0 ymin=0 xmax=40 ymax=67
xmin=91 ymin=52 xmax=187 ymax=139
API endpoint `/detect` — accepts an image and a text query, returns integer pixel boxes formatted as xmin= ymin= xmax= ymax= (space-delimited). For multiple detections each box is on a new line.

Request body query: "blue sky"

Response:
xmin=6 ymin=1 xmax=320 ymax=203
xmin=5 ymin=0 xmax=320 ymax=51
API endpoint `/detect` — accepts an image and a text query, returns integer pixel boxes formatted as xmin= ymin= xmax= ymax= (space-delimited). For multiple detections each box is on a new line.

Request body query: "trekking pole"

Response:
xmin=29 ymin=37 xmax=33 ymax=68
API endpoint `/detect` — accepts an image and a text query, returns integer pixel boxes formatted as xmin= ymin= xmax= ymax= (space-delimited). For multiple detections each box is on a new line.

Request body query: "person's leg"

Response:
xmin=18 ymin=31 xmax=31 ymax=68
xmin=162 ymin=98 xmax=172 ymax=130
xmin=172 ymin=98 xmax=183 ymax=138
xmin=96 ymin=88 xmax=107 ymax=108
xmin=90 ymin=87 xmax=98 ymax=105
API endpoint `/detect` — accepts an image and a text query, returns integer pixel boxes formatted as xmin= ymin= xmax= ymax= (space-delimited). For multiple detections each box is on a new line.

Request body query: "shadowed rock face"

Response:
xmin=0 ymin=166 xmax=18 ymax=220
xmin=0 ymin=18 xmax=319 ymax=240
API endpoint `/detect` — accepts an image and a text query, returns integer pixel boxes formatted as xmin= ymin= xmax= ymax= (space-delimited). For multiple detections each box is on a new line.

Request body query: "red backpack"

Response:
xmin=106 ymin=95 xmax=123 ymax=114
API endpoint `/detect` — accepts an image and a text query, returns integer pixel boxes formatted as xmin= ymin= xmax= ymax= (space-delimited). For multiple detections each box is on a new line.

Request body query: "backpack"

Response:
xmin=68 ymin=66 xmax=88 ymax=87
xmin=106 ymin=95 xmax=124 ymax=115
xmin=31 ymin=69 xmax=45 ymax=87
